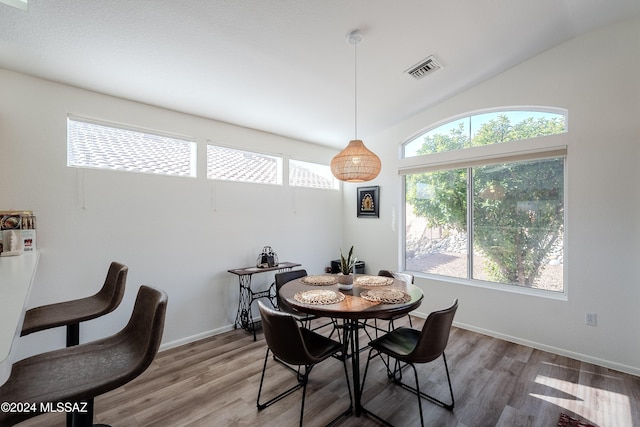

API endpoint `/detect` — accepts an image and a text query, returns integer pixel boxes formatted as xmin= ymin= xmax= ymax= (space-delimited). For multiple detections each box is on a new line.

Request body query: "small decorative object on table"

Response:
xmin=337 ymin=246 xmax=356 ymax=290
xmin=1 ymin=230 xmax=23 ymax=257
xmin=256 ymin=246 xmax=279 ymax=268
xmin=0 ymin=210 xmax=37 ymax=255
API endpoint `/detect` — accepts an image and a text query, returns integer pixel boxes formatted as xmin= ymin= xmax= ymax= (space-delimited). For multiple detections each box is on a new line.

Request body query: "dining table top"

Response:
xmin=278 ymin=274 xmax=423 ymax=320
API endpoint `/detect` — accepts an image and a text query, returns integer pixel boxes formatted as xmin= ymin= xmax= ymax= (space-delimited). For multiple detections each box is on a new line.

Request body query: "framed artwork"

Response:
xmin=357 ymin=186 xmax=379 ymax=218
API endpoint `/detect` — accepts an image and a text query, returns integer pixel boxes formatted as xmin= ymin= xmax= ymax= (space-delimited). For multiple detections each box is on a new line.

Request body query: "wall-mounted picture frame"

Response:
xmin=357 ymin=186 xmax=379 ymax=218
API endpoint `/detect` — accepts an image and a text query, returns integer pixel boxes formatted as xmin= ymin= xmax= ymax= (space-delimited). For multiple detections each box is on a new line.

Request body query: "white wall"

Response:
xmin=345 ymin=16 xmax=640 ymax=375
xmin=0 ymin=70 xmax=342 ymax=358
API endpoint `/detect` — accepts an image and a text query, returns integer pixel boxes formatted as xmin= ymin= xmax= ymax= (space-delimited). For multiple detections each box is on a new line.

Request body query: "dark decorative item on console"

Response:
xmin=256 ymin=246 xmax=279 ymax=268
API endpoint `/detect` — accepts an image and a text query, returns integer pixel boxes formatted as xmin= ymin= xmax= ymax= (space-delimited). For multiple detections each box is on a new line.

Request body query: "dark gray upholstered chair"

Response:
xmin=256 ymin=301 xmax=352 ymax=426
xmin=378 ymin=269 xmax=414 ymax=286
xmin=274 ymin=269 xmax=316 ymax=326
xmin=361 ymin=299 xmax=458 ymax=427
xmin=376 ymin=269 xmax=415 ymax=330
xmin=21 ymin=261 xmax=128 ymax=347
xmin=0 ymin=285 xmax=168 ymax=427
xmin=274 ymin=270 xmax=340 ymax=338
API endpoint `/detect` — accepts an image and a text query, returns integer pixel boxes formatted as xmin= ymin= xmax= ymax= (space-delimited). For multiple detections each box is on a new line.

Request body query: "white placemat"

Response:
xmin=355 ymin=275 xmax=394 ymax=287
xmin=360 ymin=288 xmax=411 ymax=304
xmin=300 ymin=275 xmax=338 ymax=286
xmin=294 ymin=289 xmax=345 ymax=305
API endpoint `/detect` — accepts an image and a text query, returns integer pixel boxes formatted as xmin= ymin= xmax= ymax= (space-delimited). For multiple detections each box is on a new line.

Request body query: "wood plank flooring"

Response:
xmin=17 ymin=317 xmax=640 ymax=426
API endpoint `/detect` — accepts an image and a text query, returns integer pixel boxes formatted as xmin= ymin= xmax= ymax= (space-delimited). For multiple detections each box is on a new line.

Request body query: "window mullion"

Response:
xmin=467 ymin=167 xmax=474 ymax=281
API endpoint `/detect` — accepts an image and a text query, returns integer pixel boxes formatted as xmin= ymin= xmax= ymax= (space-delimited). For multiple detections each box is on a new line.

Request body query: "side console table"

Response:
xmin=228 ymin=262 xmax=301 ymax=340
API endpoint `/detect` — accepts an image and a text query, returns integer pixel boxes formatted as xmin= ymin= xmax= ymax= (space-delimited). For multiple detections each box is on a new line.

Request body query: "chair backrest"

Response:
xmin=275 ymin=269 xmax=308 ymax=291
xmin=378 ymin=269 xmax=414 ymax=284
xmin=95 ymin=261 xmax=128 ymax=315
xmin=258 ymin=301 xmax=317 ymax=366
xmin=409 ymin=299 xmax=458 ymax=363
xmin=114 ymin=285 xmax=168 ymax=373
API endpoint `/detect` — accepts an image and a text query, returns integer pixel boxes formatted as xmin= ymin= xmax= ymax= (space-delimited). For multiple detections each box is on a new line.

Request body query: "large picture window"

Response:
xmin=401 ymin=108 xmax=566 ymax=294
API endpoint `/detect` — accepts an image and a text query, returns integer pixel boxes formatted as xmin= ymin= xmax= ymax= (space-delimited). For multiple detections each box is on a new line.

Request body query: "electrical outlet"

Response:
xmin=585 ymin=313 xmax=597 ymax=326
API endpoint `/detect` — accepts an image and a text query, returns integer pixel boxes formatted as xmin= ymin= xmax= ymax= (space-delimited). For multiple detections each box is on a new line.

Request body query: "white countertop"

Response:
xmin=0 ymin=251 xmax=39 ymax=385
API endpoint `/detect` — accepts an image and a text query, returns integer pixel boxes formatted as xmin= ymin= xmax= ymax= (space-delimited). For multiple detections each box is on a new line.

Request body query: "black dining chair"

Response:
xmin=361 ymin=299 xmax=458 ymax=427
xmin=256 ymin=301 xmax=352 ymax=426
xmin=275 ymin=270 xmax=341 ymax=340
xmin=274 ymin=270 xmax=316 ymax=327
xmin=378 ymin=269 xmax=414 ymax=329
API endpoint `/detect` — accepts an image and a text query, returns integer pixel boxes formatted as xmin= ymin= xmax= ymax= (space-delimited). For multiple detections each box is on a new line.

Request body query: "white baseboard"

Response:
xmin=159 ymin=324 xmax=235 ymax=352
xmin=452 ymin=319 xmax=640 ymax=377
xmin=159 ymin=315 xmax=640 ymax=378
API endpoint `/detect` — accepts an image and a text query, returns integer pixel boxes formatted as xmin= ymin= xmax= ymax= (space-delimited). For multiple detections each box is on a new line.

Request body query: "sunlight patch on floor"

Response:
xmin=531 ymin=375 xmax=632 ymax=426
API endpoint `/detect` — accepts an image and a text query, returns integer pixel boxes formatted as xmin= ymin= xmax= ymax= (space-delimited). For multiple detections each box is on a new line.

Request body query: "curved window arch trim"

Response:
xmin=401 ymin=106 xmax=568 ymax=159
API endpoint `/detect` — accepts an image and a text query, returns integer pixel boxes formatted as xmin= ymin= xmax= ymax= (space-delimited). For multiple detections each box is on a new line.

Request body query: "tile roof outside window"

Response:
xmin=207 ymin=145 xmax=282 ymax=185
xmin=289 ymin=159 xmax=339 ymax=190
xmin=67 ymin=118 xmax=196 ymax=177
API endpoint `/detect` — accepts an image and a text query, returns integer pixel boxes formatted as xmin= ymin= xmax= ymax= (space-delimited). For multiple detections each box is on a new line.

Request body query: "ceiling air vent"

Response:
xmin=405 ymin=55 xmax=442 ymax=80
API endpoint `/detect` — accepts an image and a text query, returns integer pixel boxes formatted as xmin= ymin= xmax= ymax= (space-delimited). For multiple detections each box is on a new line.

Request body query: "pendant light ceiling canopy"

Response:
xmin=331 ymin=30 xmax=381 ymax=183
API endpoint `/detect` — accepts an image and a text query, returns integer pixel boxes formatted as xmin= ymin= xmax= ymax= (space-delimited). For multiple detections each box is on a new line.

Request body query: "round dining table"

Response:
xmin=278 ymin=274 xmax=424 ymax=419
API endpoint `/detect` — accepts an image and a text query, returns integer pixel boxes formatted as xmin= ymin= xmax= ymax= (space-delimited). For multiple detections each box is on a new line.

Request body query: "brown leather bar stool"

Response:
xmin=0 ymin=285 xmax=168 ymax=427
xmin=21 ymin=262 xmax=128 ymax=347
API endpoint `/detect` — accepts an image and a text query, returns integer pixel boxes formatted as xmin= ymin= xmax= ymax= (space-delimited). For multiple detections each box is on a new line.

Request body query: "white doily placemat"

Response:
xmin=355 ymin=275 xmax=394 ymax=287
xmin=300 ymin=275 xmax=338 ymax=286
xmin=294 ymin=289 xmax=345 ymax=305
xmin=360 ymin=288 xmax=411 ymax=304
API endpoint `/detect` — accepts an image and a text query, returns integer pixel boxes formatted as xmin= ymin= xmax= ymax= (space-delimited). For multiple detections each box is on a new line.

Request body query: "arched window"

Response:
xmin=403 ymin=108 xmax=566 ymax=158
xmin=400 ymin=108 xmax=567 ymax=296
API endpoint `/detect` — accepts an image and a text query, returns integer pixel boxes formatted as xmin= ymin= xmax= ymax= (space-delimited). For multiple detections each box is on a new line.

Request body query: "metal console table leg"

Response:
xmin=228 ymin=262 xmax=301 ymax=341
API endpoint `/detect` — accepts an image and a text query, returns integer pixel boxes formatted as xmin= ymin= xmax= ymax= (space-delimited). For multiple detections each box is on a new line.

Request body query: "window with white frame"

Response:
xmin=207 ymin=144 xmax=283 ymax=185
xmin=289 ymin=159 xmax=339 ymax=190
xmin=67 ymin=116 xmax=196 ymax=177
xmin=401 ymin=109 xmax=567 ymax=294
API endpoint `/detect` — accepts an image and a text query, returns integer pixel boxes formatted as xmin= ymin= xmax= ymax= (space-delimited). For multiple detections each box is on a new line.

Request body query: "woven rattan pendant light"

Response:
xmin=331 ymin=30 xmax=381 ymax=182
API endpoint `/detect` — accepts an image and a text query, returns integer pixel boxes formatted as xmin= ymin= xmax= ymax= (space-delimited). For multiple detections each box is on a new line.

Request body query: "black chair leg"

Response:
xmin=362 ymin=351 xmax=454 ymax=427
xmin=66 ymin=323 xmax=81 ymax=427
xmin=66 ymin=323 xmax=80 ymax=347
xmin=393 ymin=354 xmax=455 ymax=411
xmin=69 ymin=398 xmax=101 ymax=427
xmin=257 ymin=349 xmax=307 ymax=411
xmin=258 ymin=347 xmax=352 ymax=426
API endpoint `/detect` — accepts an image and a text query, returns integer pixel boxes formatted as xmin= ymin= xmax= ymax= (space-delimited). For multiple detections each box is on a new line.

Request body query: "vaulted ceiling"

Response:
xmin=1 ymin=0 xmax=639 ymax=148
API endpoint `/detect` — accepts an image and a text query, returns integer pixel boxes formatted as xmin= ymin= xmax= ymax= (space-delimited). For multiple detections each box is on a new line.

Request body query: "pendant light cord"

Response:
xmin=354 ymin=36 xmax=358 ymax=140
